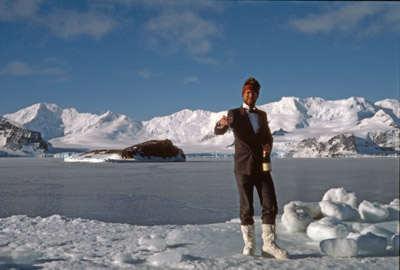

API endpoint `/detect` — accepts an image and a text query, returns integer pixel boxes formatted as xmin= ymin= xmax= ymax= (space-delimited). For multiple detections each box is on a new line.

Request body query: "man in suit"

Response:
xmin=215 ymin=77 xmax=289 ymax=259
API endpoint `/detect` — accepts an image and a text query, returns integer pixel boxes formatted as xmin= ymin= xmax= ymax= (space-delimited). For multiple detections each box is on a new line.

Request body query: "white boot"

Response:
xmin=261 ymin=224 xmax=289 ymax=260
xmin=241 ymin=224 xmax=256 ymax=256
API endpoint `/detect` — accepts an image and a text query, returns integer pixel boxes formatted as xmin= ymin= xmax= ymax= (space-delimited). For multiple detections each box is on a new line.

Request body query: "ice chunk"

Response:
xmin=359 ymin=200 xmax=389 ymax=222
xmin=320 ymin=238 xmax=358 ymax=257
xmin=113 ymin=252 xmax=134 ymax=265
xmin=166 ymin=229 xmax=186 ymax=246
xmin=147 ymin=250 xmax=183 ymax=266
xmin=319 ymin=200 xmax=360 ymax=221
xmin=307 ymin=217 xmax=350 ymax=242
xmin=347 ymin=232 xmax=361 ymax=240
xmin=361 ymin=225 xmax=394 ymax=245
xmin=288 ymin=201 xmax=322 ymax=219
xmin=353 ymin=232 xmax=387 ymax=256
xmin=385 ymin=198 xmax=399 ymax=221
xmin=351 ymin=222 xmax=371 ymax=233
xmin=322 ymin=187 xmax=357 ymax=208
xmin=65 ymin=252 xmax=85 ymax=261
xmin=138 ymin=235 xmax=167 ymax=251
xmin=392 ymin=234 xmax=399 ymax=254
xmin=389 ymin=198 xmax=399 ymax=207
xmin=1 ymin=246 xmax=44 ymax=265
xmin=282 ymin=202 xmax=313 ymax=232
xmin=282 ymin=201 xmax=322 ymax=218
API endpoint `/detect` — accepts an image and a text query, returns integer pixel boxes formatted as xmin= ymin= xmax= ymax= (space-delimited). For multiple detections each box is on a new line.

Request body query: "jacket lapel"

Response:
xmin=240 ymin=106 xmax=256 ymax=136
xmin=254 ymin=108 xmax=263 ymax=134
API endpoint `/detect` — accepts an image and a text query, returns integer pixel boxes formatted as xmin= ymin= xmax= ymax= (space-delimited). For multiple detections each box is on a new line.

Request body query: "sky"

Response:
xmin=1 ymin=0 xmax=399 ymax=121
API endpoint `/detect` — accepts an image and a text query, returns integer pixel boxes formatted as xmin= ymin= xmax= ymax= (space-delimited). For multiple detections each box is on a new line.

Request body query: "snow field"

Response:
xmin=282 ymin=187 xmax=399 ymax=258
xmin=0 ymin=214 xmax=398 ymax=270
xmin=0 ymin=188 xmax=398 ymax=269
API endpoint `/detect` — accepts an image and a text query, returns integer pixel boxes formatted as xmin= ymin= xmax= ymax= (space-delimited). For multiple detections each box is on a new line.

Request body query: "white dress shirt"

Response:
xmin=242 ymin=103 xmax=260 ymax=134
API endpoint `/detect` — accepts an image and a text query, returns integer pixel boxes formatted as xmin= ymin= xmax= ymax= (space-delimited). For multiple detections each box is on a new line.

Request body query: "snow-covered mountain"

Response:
xmin=257 ymin=97 xmax=399 ymax=157
xmin=5 ymin=103 xmax=143 ymax=149
xmin=3 ymin=97 xmax=399 ymax=157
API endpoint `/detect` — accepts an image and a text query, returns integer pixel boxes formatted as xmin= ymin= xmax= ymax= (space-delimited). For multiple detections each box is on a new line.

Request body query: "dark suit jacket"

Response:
xmin=214 ymin=106 xmax=273 ymax=175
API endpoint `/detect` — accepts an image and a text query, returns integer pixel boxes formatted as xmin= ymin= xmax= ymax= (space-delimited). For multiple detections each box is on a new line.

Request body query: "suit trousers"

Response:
xmin=235 ymin=172 xmax=278 ymax=225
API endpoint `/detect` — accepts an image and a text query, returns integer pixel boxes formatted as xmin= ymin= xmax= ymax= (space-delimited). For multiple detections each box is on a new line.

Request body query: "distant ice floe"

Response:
xmin=282 ymin=187 xmax=399 ymax=258
xmin=65 ymin=153 xmax=122 ymax=163
xmin=53 ymin=152 xmax=80 ymax=158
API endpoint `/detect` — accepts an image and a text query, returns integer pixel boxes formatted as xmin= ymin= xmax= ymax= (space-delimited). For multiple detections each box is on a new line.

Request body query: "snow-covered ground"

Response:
xmin=0 ymin=215 xmax=398 ymax=269
xmin=0 ymin=187 xmax=398 ymax=270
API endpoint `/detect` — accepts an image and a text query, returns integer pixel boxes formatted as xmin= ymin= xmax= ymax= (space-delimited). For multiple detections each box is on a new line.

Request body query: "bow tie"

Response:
xmin=247 ymin=108 xmax=256 ymax=113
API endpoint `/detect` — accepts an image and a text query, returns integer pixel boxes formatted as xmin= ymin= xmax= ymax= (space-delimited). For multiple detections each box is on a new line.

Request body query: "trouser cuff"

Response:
xmin=262 ymin=217 xmax=276 ymax=225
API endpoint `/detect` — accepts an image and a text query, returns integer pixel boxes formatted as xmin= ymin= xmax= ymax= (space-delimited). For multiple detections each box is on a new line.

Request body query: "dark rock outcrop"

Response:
xmin=121 ymin=140 xmax=185 ymax=160
xmin=291 ymin=133 xmax=358 ymax=157
xmin=78 ymin=139 xmax=186 ymax=161
xmin=291 ymin=131 xmax=400 ymax=157
xmin=272 ymin=128 xmax=289 ymax=136
xmin=327 ymin=133 xmax=357 ymax=156
xmin=0 ymin=117 xmax=49 ymax=155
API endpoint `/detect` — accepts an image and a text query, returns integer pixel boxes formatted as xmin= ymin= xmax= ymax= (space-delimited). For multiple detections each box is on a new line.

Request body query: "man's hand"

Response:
xmin=218 ymin=115 xmax=229 ymax=127
xmin=262 ymin=144 xmax=271 ymax=154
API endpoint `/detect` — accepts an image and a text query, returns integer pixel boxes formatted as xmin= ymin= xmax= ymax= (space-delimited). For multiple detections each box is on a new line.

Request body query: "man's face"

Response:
xmin=243 ymin=89 xmax=258 ymax=107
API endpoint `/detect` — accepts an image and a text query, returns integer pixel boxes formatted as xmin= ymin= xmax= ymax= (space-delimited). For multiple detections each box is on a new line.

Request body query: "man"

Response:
xmin=214 ymin=77 xmax=289 ymax=259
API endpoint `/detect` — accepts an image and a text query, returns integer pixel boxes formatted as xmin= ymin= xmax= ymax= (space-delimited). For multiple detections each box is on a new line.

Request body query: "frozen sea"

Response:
xmin=0 ymin=158 xmax=399 ymax=270
xmin=0 ymin=158 xmax=398 ymax=225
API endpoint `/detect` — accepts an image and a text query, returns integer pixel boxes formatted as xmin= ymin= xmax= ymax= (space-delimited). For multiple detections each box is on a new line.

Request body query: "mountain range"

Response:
xmin=1 ymin=97 xmax=399 ymax=157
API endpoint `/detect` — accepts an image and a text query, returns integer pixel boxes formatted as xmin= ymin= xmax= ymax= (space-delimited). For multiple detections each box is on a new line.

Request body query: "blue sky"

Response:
xmin=1 ymin=0 xmax=399 ymax=121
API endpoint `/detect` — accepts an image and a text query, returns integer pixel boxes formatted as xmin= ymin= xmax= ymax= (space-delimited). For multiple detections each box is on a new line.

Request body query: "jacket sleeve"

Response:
xmin=214 ymin=110 xmax=233 ymax=135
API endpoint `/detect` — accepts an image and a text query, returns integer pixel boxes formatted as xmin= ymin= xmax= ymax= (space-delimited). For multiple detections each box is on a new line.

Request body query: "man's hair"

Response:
xmin=243 ymin=77 xmax=260 ymax=90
